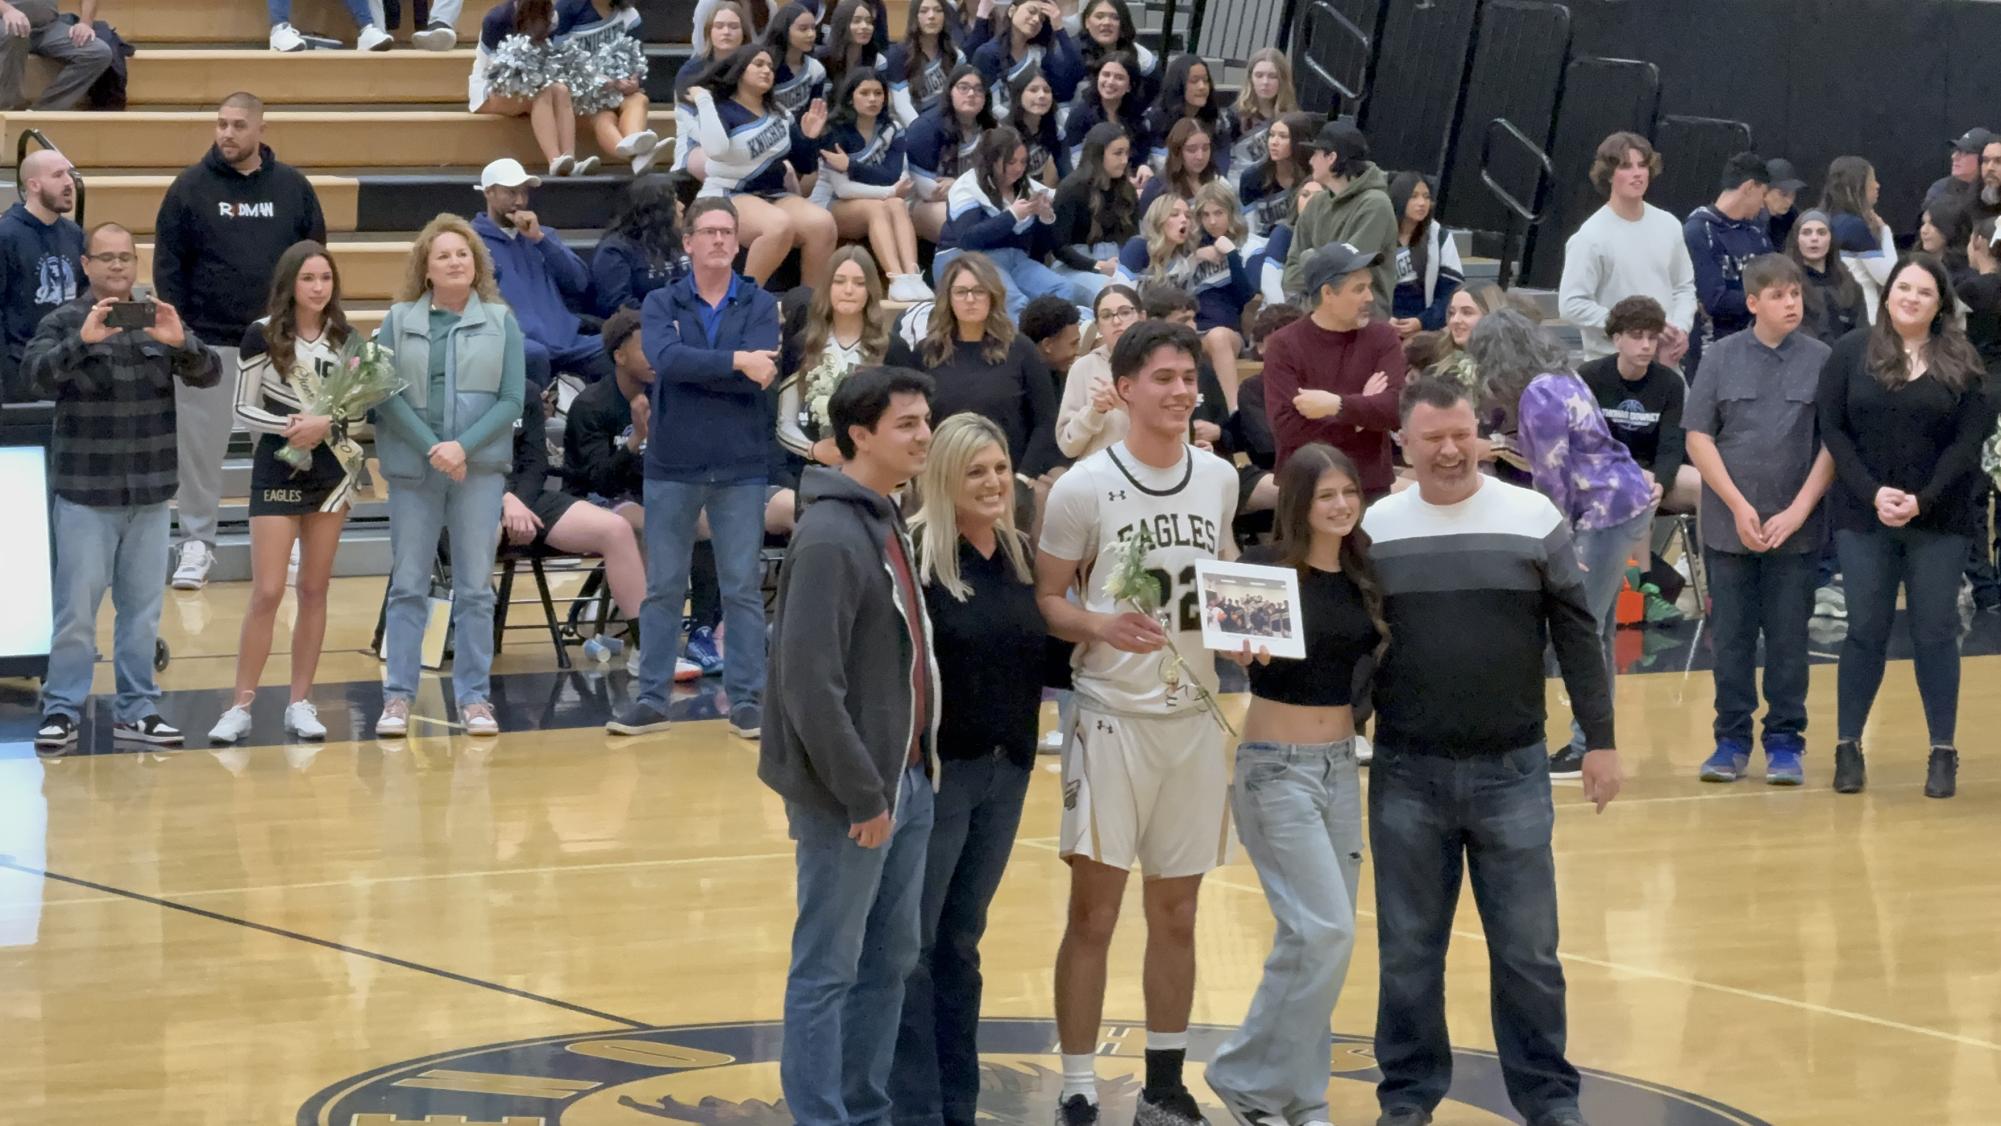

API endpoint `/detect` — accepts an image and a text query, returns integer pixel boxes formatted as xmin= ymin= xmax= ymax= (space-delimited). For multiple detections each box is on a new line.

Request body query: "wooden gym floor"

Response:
xmin=1 ymin=576 xmax=1997 ymax=1125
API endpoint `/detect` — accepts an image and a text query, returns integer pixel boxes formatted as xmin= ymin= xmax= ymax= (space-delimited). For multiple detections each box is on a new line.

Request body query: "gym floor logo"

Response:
xmin=299 ymin=1019 xmax=1772 ymax=1126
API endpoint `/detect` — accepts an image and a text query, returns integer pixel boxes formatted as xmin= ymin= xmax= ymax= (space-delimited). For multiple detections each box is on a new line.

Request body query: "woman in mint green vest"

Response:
xmin=371 ymin=214 xmax=528 ymax=739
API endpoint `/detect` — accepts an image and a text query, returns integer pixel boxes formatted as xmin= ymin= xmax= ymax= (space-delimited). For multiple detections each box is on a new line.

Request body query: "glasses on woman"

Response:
xmin=1099 ymin=305 xmax=1139 ymax=323
xmin=950 ymin=286 xmax=988 ymax=301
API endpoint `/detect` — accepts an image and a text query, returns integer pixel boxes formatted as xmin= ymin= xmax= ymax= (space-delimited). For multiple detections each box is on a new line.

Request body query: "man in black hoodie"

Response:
xmin=0 ymin=148 xmax=83 ymax=399
xmin=760 ymin=364 xmax=940 ymax=1126
xmin=153 ymin=91 xmax=325 ymax=590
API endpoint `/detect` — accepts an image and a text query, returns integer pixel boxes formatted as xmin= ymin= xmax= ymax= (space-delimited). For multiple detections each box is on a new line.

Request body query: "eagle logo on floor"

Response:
xmin=298 ymin=1019 xmax=1771 ymax=1126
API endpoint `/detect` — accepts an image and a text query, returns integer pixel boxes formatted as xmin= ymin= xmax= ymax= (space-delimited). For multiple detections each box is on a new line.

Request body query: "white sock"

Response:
xmin=1060 ymin=1052 xmax=1098 ymax=1101
xmin=1146 ymin=1030 xmax=1189 ymax=1051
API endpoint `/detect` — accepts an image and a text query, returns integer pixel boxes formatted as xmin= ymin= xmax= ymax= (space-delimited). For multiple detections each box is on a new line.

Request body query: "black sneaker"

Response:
xmin=1205 ymin=1080 xmax=1281 ymax=1126
xmin=1925 ymin=746 xmax=1958 ymax=799
xmin=34 ymin=713 xmax=76 ymax=750
xmin=1547 ymin=745 xmax=1585 ymax=778
xmin=113 ymin=714 xmax=183 ymax=745
xmin=1375 ymin=1109 xmax=1433 ymax=1126
xmin=1134 ymin=1090 xmax=1206 ymax=1126
xmin=1832 ymin=740 xmax=1866 ymax=794
xmin=1056 ymin=1095 xmax=1100 ymax=1126
xmin=605 ymin=702 xmax=672 ymax=736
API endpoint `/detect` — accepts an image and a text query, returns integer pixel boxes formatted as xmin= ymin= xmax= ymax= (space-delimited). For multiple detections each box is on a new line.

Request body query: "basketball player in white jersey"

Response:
xmin=1036 ymin=319 xmax=1240 ymax=1126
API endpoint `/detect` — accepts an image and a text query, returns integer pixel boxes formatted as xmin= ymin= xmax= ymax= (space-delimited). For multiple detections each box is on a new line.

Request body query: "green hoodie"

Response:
xmin=1281 ymin=161 xmax=1399 ymax=313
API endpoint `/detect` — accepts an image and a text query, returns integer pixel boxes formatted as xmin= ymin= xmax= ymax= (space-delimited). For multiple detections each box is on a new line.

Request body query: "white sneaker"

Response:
xmin=356 ymin=24 xmax=393 ymax=51
xmin=410 ymin=20 xmax=458 ymax=50
xmin=549 ymin=154 xmax=576 ymax=177
xmin=208 ymin=705 xmax=254 ymax=744
xmin=285 ymin=700 xmax=327 ymax=740
xmin=1354 ymin=733 xmax=1373 ymax=765
xmin=631 ymin=144 xmax=665 ymax=176
xmin=171 ymin=541 xmax=213 ymax=590
xmin=269 ymin=22 xmax=307 ymax=51
xmin=572 ymin=154 xmax=601 ymax=176
xmin=618 ymin=5 xmax=642 ymax=29
xmin=888 ymin=274 xmax=934 ymax=303
xmin=614 ymin=129 xmax=659 ymax=158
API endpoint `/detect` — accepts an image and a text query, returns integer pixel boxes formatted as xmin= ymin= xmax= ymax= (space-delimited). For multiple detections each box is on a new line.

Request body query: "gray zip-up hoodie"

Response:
xmin=759 ymin=466 xmax=943 ymax=824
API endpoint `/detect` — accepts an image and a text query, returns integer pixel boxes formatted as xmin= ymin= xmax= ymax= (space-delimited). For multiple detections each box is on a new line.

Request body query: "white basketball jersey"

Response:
xmin=1041 ymin=441 xmax=1239 ymax=717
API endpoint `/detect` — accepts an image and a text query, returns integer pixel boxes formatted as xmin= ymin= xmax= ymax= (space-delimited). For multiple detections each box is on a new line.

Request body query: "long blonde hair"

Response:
xmin=1238 ymin=48 xmax=1299 ymax=128
xmin=398 ymin=213 xmax=501 ymax=305
xmin=922 ymin=252 xmax=1014 ymax=366
xmin=1141 ymin=194 xmax=1193 ymax=274
xmin=910 ymin=413 xmax=1031 ymax=599
xmin=1192 ymin=179 xmax=1247 ymax=244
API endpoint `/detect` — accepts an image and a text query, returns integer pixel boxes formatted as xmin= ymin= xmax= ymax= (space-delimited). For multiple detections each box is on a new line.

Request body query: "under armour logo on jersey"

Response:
xmin=1108 ymin=489 xmax=1127 ymax=501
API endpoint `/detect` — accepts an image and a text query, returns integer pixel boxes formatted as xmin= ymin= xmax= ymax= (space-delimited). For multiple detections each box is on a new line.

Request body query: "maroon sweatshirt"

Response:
xmin=1260 ymin=315 xmax=1408 ymax=495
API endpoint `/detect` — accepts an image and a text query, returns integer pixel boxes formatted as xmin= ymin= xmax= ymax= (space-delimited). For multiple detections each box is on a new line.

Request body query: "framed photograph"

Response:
xmin=1193 ymin=560 xmax=1306 ymax=661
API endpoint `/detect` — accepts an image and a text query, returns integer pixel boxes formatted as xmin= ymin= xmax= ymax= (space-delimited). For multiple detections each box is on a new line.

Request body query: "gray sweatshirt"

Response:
xmin=759 ymin=467 xmax=943 ymax=823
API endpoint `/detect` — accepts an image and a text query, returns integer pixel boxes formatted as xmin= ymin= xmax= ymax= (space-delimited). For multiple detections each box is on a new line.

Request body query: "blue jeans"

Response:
xmin=383 ymin=469 xmax=506 ymax=706
xmin=1704 ymin=547 xmax=1816 ymax=745
xmin=892 ymin=751 xmax=1032 ymax=1126
xmin=1369 ymin=742 xmax=1578 ymax=1121
xmin=1206 ymin=738 xmax=1364 ymax=1124
xmin=40 ymin=498 xmax=170 ymax=723
xmin=268 ymin=0 xmax=379 ymax=27
xmin=783 ymin=765 xmax=935 ymax=1126
xmin=1565 ymin=506 xmax=1653 ymax=754
xmin=637 ymin=477 xmax=767 ymax=714
xmin=1836 ymin=526 xmax=1968 ymax=745
xmin=932 ymin=247 xmax=1091 ymax=321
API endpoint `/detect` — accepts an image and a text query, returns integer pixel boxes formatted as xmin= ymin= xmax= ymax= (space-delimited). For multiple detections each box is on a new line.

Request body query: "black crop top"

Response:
xmin=1241 ymin=546 xmax=1379 ymax=708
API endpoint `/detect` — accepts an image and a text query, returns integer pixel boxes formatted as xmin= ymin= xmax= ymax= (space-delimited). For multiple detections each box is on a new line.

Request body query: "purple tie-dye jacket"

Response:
xmin=1515 ymin=372 xmax=1655 ymax=531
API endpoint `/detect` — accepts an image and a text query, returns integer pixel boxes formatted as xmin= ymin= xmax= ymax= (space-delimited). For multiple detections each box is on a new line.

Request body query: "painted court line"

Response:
xmin=1012 ymin=841 xmax=2001 ymax=1057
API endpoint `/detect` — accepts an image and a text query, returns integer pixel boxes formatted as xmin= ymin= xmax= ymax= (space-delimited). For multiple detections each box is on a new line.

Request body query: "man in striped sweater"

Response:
xmin=1360 ymin=375 xmax=1623 ymax=1126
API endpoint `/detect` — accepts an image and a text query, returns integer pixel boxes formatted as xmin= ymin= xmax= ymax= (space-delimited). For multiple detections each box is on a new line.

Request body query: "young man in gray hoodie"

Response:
xmin=759 ymin=363 xmax=942 ymax=1126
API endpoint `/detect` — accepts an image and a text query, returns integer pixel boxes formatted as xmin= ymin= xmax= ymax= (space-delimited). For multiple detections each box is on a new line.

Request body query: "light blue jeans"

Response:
xmin=637 ymin=477 xmax=767 ymax=714
xmin=932 ymin=246 xmax=1092 ymax=321
xmin=783 ymin=764 xmax=935 ymax=1126
xmin=267 ymin=0 xmax=378 ymax=27
xmin=1565 ymin=505 xmax=1654 ymax=754
xmin=1206 ymin=737 xmax=1363 ymax=1123
xmin=40 ymin=498 xmax=170 ymax=723
xmin=383 ymin=469 xmax=507 ymax=707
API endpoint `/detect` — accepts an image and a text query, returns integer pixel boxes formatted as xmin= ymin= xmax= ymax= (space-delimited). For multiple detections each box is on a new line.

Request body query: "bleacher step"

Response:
xmin=203 ymin=528 xmax=394 ymax=582
xmin=110 ymin=0 xmax=484 ymax=45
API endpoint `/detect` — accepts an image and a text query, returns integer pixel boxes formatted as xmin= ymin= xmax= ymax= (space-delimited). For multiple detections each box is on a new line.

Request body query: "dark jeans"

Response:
xmin=1369 ymin=742 xmax=1578 ymax=1122
xmin=524 ymin=334 xmax=615 ymax=389
xmin=1704 ymin=547 xmax=1816 ymax=745
xmin=891 ymin=751 xmax=1033 ymax=1126
xmin=1836 ymin=527 xmax=1968 ymax=746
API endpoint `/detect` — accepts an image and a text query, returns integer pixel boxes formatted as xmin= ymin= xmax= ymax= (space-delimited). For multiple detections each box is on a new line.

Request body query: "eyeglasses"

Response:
xmin=1099 ymin=306 xmax=1139 ymax=323
xmin=85 ymin=252 xmax=137 ymax=265
xmin=690 ymin=226 xmax=737 ymax=240
xmin=949 ymin=286 xmax=988 ymax=300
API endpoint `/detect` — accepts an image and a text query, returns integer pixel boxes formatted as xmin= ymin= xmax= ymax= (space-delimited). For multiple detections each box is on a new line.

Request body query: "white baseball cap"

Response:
xmin=474 ymin=157 xmax=542 ymax=192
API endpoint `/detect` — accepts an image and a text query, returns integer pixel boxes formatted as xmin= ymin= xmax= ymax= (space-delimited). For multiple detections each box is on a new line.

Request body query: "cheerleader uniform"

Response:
xmin=904 ymin=105 xmax=985 ymax=201
xmin=1230 ymin=114 xmax=1275 ymax=182
xmin=1237 ymin=162 xmax=1296 ymax=240
xmin=467 ymin=0 xmax=598 ymax=112
xmin=769 ymin=53 xmax=828 ymax=116
xmin=1142 ymin=104 xmax=1237 ymax=175
xmin=881 ymin=40 xmax=959 ymax=127
xmin=236 ymin=321 xmax=356 ymax=517
xmin=1059 ymin=95 xmax=1149 ymax=170
xmin=811 ymin=117 xmax=910 ymax=206
xmin=1114 ymin=234 xmax=1253 ymax=333
xmin=690 ymin=91 xmax=822 ymax=199
xmin=1016 ymin=110 xmax=1071 ymax=182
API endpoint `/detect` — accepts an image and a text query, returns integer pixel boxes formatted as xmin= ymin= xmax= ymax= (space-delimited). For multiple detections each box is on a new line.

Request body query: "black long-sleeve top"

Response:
xmin=1223 ymin=372 xmax=1276 ymax=470
xmin=926 ymin=535 xmax=1049 ymax=767
xmin=905 ymin=332 xmax=1065 ymax=475
xmin=1578 ymin=355 xmax=1686 ymax=487
xmin=1049 ymin=175 xmax=1139 ymax=271
xmin=562 ymin=375 xmax=643 ymax=500
xmin=1816 ymin=327 xmax=1995 ymax=537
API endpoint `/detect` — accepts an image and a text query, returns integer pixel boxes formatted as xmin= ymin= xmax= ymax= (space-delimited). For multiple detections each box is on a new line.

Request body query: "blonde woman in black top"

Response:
xmin=891 ymin=411 xmax=1049 ymax=1126
xmin=1205 ymin=442 xmax=1386 ymax=1126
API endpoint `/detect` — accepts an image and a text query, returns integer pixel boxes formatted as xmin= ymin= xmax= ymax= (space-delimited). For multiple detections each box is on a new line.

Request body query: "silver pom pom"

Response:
xmin=485 ymin=34 xmax=574 ymax=100
xmin=568 ymin=35 xmax=650 ymax=115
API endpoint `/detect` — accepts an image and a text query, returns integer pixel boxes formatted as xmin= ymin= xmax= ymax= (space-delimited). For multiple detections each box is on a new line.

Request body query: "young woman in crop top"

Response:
xmin=1204 ymin=442 xmax=1387 ymax=1126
